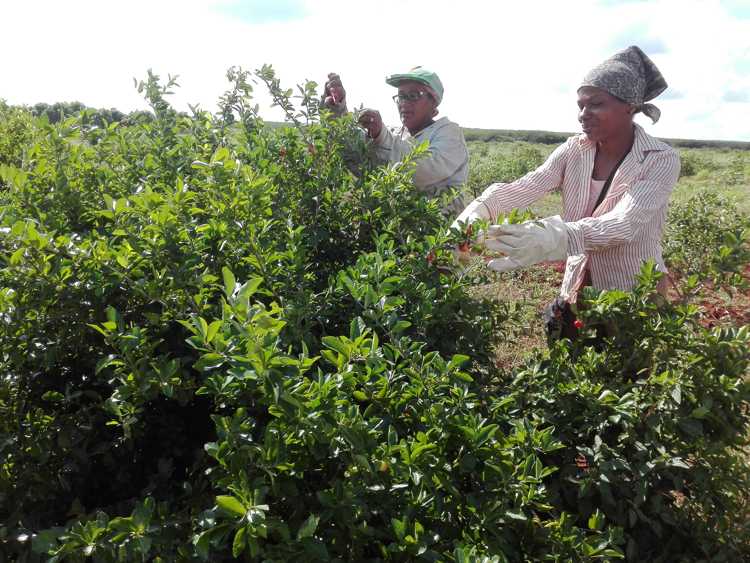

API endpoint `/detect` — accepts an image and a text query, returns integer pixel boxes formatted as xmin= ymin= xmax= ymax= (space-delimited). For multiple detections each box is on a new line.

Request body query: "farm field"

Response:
xmin=1 ymin=70 xmax=749 ymax=561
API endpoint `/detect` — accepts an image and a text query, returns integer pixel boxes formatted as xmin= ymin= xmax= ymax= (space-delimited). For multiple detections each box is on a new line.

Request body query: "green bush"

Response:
xmin=507 ymin=264 xmax=750 ymax=561
xmin=678 ymin=152 xmax=718 ymax=178
xmin=0 ymin=101 xmax=35 ymax=186
xmin=664 ymin=191 xmax=750 ymax=292
xmin=721 ymin=154 xmax=748 ymax=186
xmin=466 ymin=144 xmax=545 ymax=199
xmin=0 ymin=68 xmax=748 ymax=562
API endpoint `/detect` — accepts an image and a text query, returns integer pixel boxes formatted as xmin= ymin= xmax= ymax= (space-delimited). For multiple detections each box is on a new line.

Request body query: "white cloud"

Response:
xmin=1 ymin=0 xmax=748 ymax=141
xmin=724 ymin=90 xmax=750 ymax=103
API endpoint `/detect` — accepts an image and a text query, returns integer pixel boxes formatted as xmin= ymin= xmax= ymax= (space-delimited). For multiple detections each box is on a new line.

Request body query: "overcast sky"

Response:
xmin=2 ymin=0 xmax=749 ymax=141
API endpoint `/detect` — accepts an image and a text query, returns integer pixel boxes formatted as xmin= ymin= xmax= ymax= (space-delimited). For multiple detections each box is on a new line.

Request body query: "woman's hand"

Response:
xmin=358 ymin=109 xmax=383 ymax=139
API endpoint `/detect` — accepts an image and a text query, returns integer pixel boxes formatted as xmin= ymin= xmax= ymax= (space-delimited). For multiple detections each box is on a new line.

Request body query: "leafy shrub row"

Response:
xmin=0 ymin=69 xmax=749 ymax=562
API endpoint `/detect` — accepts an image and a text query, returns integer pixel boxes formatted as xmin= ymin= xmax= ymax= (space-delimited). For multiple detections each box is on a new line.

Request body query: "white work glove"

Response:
xmin=483 ymin=215 xmax=569 ymax=273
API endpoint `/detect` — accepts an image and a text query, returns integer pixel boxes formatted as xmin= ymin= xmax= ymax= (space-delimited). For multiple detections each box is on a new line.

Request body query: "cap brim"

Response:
xmin=386 ymin=73 xmax=442 ymax=104
xmin=385 ymin=73 xmax=430 ymax=88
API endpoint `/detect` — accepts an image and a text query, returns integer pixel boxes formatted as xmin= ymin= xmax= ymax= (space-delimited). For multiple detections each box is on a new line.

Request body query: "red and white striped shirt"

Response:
xmin=472 ymin=124 xmax=680 ymax=302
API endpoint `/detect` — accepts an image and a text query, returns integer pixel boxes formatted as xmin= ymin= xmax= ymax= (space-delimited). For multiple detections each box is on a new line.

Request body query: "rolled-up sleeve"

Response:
xmin=566 ymin=150 xmax=680 ymax=255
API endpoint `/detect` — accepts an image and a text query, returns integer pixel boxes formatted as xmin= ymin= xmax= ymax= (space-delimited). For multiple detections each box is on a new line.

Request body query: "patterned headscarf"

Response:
xmin=580 ymin=45 xmax=668 ymax=124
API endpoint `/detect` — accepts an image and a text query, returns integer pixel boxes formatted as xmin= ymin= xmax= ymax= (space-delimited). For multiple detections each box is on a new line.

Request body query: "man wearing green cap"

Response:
xmin=322 ymin=67 xmax=468 ymax=212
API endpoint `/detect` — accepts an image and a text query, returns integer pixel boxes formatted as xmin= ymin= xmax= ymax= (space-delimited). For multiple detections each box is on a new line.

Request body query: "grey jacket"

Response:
xmin=371 ymin=117 xmax=469 ymax=199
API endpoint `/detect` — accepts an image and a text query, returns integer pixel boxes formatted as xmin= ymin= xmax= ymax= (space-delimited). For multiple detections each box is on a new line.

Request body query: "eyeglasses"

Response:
xmin=392 ymin=91 xmax=432 ymax=104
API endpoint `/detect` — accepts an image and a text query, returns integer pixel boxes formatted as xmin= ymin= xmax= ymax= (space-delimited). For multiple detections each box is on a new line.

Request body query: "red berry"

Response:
xmin=575 ymin=454 xmax=589 ymax=470
xmin=574 ymin=319 xmax=584 ymax=329
xmin=426 ymin=250 xmax=435 ymax=264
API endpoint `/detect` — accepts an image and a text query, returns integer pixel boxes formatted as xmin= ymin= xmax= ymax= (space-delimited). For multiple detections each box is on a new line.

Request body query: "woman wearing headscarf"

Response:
xmin=322 ymin=67 xmax=469 ymax=212
xmin=453 ymin=46 xmax=679 ymax=338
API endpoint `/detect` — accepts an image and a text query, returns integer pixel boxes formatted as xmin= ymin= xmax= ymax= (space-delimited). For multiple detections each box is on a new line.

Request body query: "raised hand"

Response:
xmin=322 ymin=73 xmax=347 ymax=116
xmin=357 ymin=108 xmax=383 ymax=139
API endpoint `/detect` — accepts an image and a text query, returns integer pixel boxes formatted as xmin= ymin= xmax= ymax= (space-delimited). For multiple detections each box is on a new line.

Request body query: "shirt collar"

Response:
xmin=406 ymin=116 xmax=448 ymax=138
xmin=577 ymin=123 xmax=670 ymax=161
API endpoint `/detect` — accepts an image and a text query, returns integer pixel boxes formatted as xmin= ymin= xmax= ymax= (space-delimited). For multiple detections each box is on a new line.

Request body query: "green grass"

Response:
xmin=673 ymin=149 xmax=750 ymax=214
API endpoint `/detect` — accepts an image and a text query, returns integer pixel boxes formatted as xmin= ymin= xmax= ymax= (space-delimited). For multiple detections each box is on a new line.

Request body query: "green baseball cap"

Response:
xmin=385 ymin=66 xmax=444 ymax=104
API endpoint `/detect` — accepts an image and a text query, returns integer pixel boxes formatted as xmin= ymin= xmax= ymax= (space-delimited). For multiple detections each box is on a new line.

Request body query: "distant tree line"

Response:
xmin=462 ymin=126 xmax=750 ymax=151
xmin=28 ymin=101 xmax=158 ymax=127
xmin=30 ymin=101 xmax=124 ymax=125
xmin=463 ymin=127 xmax=571 ymax=145
xmin=4 ymin=101 xmax=750 ymax=149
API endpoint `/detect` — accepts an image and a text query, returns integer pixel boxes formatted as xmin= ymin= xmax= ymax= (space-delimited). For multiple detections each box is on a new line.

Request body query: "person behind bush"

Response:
xmin=452 ymin=46 xmax=679 ymax=340
xmin=322 ymin=67 xmax=469 ymax=214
